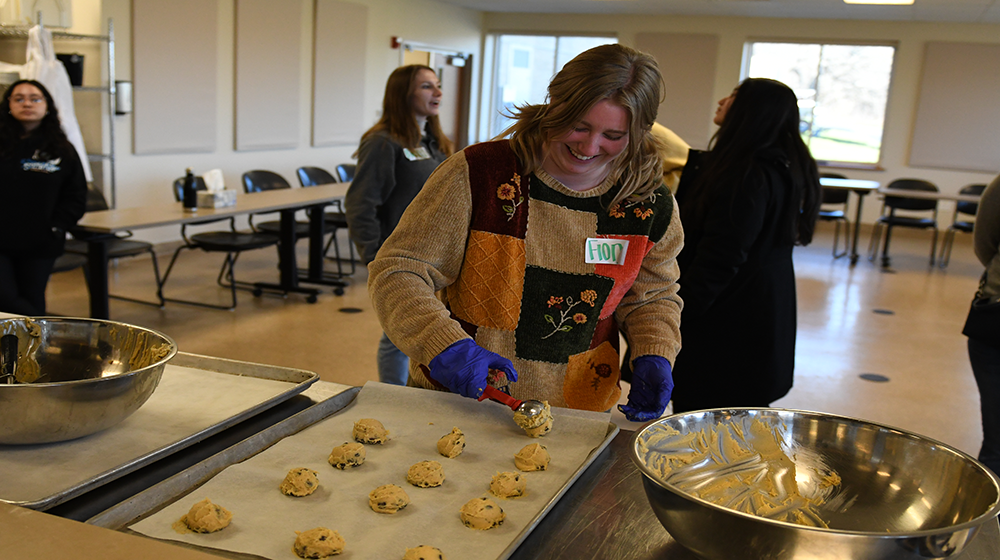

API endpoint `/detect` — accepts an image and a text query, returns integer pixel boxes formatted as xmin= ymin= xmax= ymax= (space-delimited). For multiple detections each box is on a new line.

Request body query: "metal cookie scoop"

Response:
xmin=479 ymin=369 xmax=545 ymax=422
xmin=478 ymin=385 xmax=545 ymax=421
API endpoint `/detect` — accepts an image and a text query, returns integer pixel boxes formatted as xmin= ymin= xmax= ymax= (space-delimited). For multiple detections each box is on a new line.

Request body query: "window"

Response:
xmin=744 ymin=41 xmax=895 ymax=167
xmin=485 ymin=34 xmax=617 ymax=139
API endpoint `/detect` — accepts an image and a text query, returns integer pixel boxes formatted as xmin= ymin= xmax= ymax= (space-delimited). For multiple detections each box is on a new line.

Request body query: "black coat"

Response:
xmin=0 ymin=135 xmax=87 ymax=258
xmin=671 ymin=149 xmax=797 ymax=411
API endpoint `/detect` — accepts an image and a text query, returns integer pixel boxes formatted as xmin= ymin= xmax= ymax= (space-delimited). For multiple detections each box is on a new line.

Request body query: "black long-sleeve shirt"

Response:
xmin=0 ymin=135 xmax=87 ymax=258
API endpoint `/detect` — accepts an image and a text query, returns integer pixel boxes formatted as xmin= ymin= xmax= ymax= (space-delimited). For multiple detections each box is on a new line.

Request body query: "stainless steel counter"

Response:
xmin=508 ymin=430 xmax=1000 ymax=560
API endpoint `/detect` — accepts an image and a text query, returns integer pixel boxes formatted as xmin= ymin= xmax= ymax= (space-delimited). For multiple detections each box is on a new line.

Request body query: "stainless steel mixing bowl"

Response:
xmin=0 ymin=317 xmax=177 ymax=445
xmin=631 ymin=408 xmax=1000 ymax=560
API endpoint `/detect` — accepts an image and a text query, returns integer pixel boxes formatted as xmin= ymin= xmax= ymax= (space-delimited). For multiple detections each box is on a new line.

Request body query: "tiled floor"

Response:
xmin=44 ymin=224 xmax=986 ymax=458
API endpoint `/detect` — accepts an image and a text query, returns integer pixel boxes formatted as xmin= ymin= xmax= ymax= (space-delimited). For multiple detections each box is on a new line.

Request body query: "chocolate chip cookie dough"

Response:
xmin=459 ymin=497 xmax=505 ymax=530
xmin=181 ymin=498 xmax=232 ymax=533
xmin=402 ymin=545 xmax=446 ymax=559
xmin=514 ymin=401 xmax=553 ymax=438
xmin=353 ymin=418 xmax=389 ymax=444
xmin=406 ymin=460 xmax=445 ymax=488
xmin=293 ymin=527 xmax=345 ymax=558
xmin=369 ymin=483 xmax=411 ymax=513
xmin=436 ymin=427 xmax=465 ymax=458
xmin=280 ymin=467 xmax=320 ymax=497
xmin=489 ymin=471 xmax=526 ymax=498
xmin=514 ymin=443 xmax=550 ymax=471
xmin=328 ymin=441 xmax=367 ymax=469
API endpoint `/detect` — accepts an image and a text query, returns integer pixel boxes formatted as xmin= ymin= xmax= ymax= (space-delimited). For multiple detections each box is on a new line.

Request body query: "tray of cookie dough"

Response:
xmin=0 ymin=352 xmax=323 ymax=511
xmin=111 ymin=381 xmax=619 ymax=560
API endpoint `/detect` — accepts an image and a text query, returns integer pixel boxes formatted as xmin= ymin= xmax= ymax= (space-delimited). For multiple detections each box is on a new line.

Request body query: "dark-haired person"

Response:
xmin=0 ymin=79 xmax=87 ymax=315
xmin=368 ymin=44 xmax=683 ymax=422
xmin=346 ymin=65 xmax=453 ymax=385
xmin=670 ymin=78 xmax=822 ymax=413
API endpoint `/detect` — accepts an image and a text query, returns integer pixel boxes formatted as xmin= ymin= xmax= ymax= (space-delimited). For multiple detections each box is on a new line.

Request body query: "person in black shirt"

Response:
xmin=0 ymin=79 xmax=87 ymax=315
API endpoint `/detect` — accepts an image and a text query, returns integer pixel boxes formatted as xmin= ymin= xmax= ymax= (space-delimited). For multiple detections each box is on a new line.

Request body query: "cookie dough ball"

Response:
xmin=460 ymin=497 xmax=505 ymax=530
xmin=489 ymin=471 xmax=526 ymax=498
xmin=354 ymin=418 xmax=389 ymax=444
xmin=369 ymin=484 xmax=410 ymax=513
xmin=514 ymin=401 xmax=553 ymax=438
xmin=280 ymin=467 xmax=320 ymax=497
xmin=437 ymin=427 xmax=465 ymax=458
xmin=407 ymin=460 xmax=445 ymax=488
xmin=514 ymin=443 xmax=550 ymax=471
xmin=403 ymin=545 xmax=446 ymax=560
xmin=328 ymin=441 xmax=366 ymax=469
xmin=293 ymin=527 xmax=345 ymax=558
xmin=182 ymin=498 xmax=232 ymax=533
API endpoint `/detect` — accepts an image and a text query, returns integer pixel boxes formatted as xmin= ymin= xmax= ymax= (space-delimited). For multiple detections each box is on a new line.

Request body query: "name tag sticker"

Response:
xmin=403 ymin=147 xmax=431 ymax=161
xmin=585 ymin=238 xmax=629 ymax=265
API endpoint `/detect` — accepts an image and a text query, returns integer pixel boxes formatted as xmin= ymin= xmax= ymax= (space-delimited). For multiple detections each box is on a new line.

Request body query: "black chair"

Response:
xmin=52 ymin=252 xmax=88 ymax=274
xmin=819 ymin=173 xmax=849 ymax=258
xmin=296 ymin=166 xmax=356 ymax=277
xmin=241 ymin=170 xmax=311 ymax=240
xmin=335 ymin=163 xmax=356 ymax=184
xmin=159 ymin=176 xmax=282 ymax=310
xmin=65 ymin=187 xmax=164 ymax=307
xmin=867 ymin=178 xmax=940 ymax=267
xmin=938 ymin=183 xmax=987 ymax=268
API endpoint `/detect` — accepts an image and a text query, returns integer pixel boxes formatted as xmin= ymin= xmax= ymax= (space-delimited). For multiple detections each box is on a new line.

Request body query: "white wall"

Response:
xmin=91 ymin=0 xmax=482 ymax=243
xmin=482 ymin=12 xmax=1000 ymax=223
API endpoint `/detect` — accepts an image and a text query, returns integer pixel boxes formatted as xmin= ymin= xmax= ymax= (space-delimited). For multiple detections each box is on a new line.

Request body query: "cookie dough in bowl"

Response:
xmin=353 ymin=418 xmax=389 ymax=444
xmin=514 ymin=442 xmax=550 ymax=471
xmin=328 ymin=441 xmax=366 ymax=469
xmin=293 ymin=527 xmax=345 ymax=558
xmin=460 ymin=497 xmax=505 ymax=530
xmin=370 ymin=483 xmax=411 ymax=513
xmin=489 ymin=471 xmax=526 ymax=498
xmin=514 ymin=401 xmax=553 ymax=437
xmin=181 ymin=498 xmax=232 ymax=533
xmin=280 ymin=467 xmax=320 ymax=497
xmin=437 ymin=427 xmax=465 ymax=458
xmin=402 ymin=545 xmax=446 ymax=559
xmin=407 ymin=460 xmax=445 ymax=488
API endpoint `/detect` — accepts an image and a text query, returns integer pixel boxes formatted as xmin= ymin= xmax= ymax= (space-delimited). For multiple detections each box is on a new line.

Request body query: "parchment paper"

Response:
xmin=130 ymin=381 xmax=614 ymax=560
xmin=0 ymin=364 xmax=304 ymax=505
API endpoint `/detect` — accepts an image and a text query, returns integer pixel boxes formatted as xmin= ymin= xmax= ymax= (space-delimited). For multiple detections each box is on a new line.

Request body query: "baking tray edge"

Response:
xmin=86 ymin=385 xmax=360 ymax=530
xmin=9 ymin=352 xmax=320 ymax=511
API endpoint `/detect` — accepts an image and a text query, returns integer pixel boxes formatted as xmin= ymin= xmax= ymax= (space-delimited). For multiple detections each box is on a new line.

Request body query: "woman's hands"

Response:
xmin=428 ymin=339 xmax=518 ymax=399
xmin=618 ymin=355 xmax=674 ymax=422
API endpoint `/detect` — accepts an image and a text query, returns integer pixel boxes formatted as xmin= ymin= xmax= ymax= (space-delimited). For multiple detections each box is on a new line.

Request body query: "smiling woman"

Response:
xmin=368 ymin=44 xmax=683 ymax=423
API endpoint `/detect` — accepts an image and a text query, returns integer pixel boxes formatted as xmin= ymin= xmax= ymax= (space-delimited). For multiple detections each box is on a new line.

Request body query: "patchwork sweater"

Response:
xmin=368 ymin=140 xmax=683 ymax=410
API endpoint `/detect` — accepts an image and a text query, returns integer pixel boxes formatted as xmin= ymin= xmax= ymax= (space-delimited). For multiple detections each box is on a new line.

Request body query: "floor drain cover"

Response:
xmin=872 ymin=309 xmax=895 ymax=315
xmin=338 ymin=307 xmax=363 ymax=314
xmin=859 ymin=373 xmax=890 ymax=383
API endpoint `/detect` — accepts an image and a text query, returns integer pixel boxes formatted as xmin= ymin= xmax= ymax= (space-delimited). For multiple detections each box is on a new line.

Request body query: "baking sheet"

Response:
xmin=0 ymin=353 xmax=317 ymax=509
xmin=129 ymin=381 xmax=616 ymax=560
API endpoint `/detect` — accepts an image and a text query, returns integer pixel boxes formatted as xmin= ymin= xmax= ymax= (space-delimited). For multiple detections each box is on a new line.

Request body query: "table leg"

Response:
xmin=86 ymin=239 xmax=111 ymax=319
xmin=849 ymin=191 xmax=868 ymax=266
xmin=297 ymin=204 xmax=348 ymax=293
xmin=253 ymin=209 xmax=321 ymax=303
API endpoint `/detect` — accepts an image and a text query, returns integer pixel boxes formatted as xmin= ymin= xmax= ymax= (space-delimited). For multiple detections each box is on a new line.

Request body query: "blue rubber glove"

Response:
xmin=428 ymin=339 xmax=518 ymax=399
xmin=618 ymin=355 xmax=673 ymax=422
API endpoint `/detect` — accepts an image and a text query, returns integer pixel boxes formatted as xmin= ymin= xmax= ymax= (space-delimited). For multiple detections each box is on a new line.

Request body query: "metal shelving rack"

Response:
xmin=0 ymin=18 xmax=117 ymax=208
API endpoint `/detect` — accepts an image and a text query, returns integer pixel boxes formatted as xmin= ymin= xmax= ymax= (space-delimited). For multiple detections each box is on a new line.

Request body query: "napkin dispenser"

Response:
xmin=197 ymin=169 xmax=237 ymax=208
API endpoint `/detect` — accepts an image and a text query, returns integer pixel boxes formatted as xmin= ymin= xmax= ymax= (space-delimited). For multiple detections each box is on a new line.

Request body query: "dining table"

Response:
xmin=72 ymin=183 xmax=350 ymax=319
xmin=819 ymin=177 xmax=881 ymax=265
xmin=871 ymin=186 xmax=983 ymax=268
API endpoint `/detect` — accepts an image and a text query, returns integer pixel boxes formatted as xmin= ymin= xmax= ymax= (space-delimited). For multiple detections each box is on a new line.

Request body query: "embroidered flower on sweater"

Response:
xmin=634 ymin=207 xmax=654 ymax=220
xmin=497 ymin=173 xmax=524 ymax=221
xmin=608 ymin=204 xmax=626 ymax=218
xmin=542 ymin=291 xmax=597 ymax=339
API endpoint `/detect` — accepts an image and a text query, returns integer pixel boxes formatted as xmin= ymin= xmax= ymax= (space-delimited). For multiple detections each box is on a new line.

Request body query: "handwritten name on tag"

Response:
xmin=585 ymin=238 xmax=629 ymax=265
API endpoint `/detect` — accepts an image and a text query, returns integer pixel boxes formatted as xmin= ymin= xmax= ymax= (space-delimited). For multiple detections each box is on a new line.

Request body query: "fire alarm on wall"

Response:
xmin=391 ymin=36 xmax=402 ymax=49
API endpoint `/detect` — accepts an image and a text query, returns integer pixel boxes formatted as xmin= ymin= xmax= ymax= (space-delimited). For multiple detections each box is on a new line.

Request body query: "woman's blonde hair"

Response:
xmin=358 ymin=65 xmax=454 ymax=157
xmin=502 ymin=44 xmax=664 ymax=209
